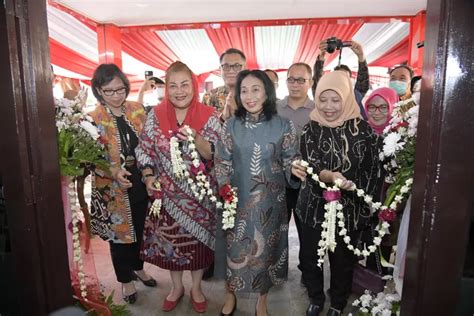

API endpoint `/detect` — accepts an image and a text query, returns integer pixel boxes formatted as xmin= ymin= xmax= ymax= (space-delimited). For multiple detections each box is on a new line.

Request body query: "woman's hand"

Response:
xmin=176 ymin=126 xmax=196 ymax=141
xmin=330 ymin=171 xmax=354 ymax=190
xmin=291 ymin=160 xmax=308 ymax=182
xmin=114 ymin=169 xmax=132 ymax=189
xmin=144 ymin=176 xmax=158 ymax=196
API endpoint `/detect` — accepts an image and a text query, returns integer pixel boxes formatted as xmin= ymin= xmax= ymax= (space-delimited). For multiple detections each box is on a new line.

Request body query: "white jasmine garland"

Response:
xmin=169 ymin=126 xmax=238 ymax=229
xmin=294 ymin=160 xmax=414 ymax=266
xmin=170 ymin=136 xmax=186 ymax=179
xmin=149 ymin=180 xmax=162 ymax=218
xmin=68 ymin=181 xmax=87 ymax=299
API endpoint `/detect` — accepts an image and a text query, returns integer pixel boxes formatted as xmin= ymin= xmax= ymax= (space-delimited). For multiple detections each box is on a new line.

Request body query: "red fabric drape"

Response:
xmin=50 ymin=38 xmax=145 ymax=93
xmin=206 ymin=27 xmax=259 ymax=69
xmin=50 ymin=38 xmax=98 ymax=78
xmin=121 ymin=31 xmax=180 ymax=71
xmin=369 ymin=36 xmax=409 ymax=67
xmin=293 ymin=23 xmax=363 ymax=67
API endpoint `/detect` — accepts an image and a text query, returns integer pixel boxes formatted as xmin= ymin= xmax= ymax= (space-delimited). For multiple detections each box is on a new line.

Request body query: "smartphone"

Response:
xmin=145 ymin=70 xmax=153 ymax=80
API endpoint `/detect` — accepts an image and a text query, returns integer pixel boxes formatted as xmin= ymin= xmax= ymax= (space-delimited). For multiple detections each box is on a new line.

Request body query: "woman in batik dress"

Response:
xmin=215 ymin=69 xmax=306 ymax=316
xmin=135 ymin=62 xmax=221 ymax=314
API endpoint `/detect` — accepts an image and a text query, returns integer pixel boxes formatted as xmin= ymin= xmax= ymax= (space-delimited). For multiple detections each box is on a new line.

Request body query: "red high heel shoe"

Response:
xmin=190 ymin=290 xmax=208 ymax=313
xmin=162 ymin=291 xmax=184 ymax=312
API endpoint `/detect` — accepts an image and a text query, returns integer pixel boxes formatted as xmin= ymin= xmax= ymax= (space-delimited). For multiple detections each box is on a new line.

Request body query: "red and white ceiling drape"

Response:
xmin=47 ymin=4 xmax=411 ymax=84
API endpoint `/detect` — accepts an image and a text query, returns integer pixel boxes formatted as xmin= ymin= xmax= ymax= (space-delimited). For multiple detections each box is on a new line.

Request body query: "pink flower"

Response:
xmin=391 ymin=121 xmax=408 ymax=131
xmin=190 ymin=162 xmax=206 ymax=175
xmin=151 ymin=190 xmax=162 ymax=200
xmin=68 ymin=220 xmax=83 ymax=233
xmin=323 ymin=190 xmax=341 ymax=202
xmin=378 ymin=209 xmax=396 ymax=222
xmin=219 ymin=184 xmax=234 ymax=203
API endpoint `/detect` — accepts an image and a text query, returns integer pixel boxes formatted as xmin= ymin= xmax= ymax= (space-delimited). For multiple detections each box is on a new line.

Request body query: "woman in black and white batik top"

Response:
xmin=296 ymin=70 xmax=383 ymax=316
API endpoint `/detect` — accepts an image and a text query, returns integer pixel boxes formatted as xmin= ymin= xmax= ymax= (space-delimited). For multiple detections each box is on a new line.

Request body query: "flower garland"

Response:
xmin=156 ymin=126 xmax=238 ymax=229
xmin=68 ymin=180 xmax=87 ymax=298
xmin=149 ymin=180 xmax=162 ymax=218
xmin=219 ymin=184 xmax=238 ymax=230
xmin=296 ymin=161 xmax=413 ymax=267
xmin=169 ymin=136 xmax=186 ymax=179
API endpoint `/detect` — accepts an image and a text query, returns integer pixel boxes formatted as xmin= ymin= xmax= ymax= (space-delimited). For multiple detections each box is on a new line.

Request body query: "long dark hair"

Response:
xmin=91 ymin=63 xmax=130 ymax=104
xmin=234 ymin=69 xmax=277 ymax=121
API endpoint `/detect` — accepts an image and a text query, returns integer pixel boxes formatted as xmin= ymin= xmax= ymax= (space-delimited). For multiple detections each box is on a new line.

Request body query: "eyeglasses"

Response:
xmin=367 ymin=104 xmax=389 ymax=114
xmin=221 ymin=63 xmax=243 ymax=72
xmin=286 ymin=77 xmax=311 ymax=85
xmin=102 ymin=87 xmax=127 ymax=96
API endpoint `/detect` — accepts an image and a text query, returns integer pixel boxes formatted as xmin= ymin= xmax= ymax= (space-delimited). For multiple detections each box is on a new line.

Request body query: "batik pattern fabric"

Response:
xmin=296 ymin=118 xmax=383 ymax=231
xmin=136 ymin=111 xmax=221 ymax=271
xmin=202 ymin=85 xmax=229 ymax=113
xmin=88 ymin=101 xmax=146 ymax=244
xmin=215 ymin=113 xmax=300 ymax=293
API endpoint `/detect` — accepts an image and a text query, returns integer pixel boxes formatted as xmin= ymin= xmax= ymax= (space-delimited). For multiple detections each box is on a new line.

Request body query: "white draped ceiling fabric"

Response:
xmin=47 ymin=3 xmax=416 ymax=86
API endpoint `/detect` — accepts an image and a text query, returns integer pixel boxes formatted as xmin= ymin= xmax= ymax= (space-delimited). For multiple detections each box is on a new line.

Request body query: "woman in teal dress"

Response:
xmin=215 ymin=69 xmax=306 ymax=316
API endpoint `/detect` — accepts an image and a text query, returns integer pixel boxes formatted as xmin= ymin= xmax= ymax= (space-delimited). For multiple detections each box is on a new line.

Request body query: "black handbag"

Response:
xmin=352 ymin=263 xmax=385 ymax=295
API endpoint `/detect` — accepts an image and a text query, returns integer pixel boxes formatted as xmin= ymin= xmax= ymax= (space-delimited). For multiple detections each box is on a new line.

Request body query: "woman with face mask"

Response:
xmin=297 ymin=71 xmax=383 ymax=316
xmin=388 ymin=65 xmax=414 ymax=101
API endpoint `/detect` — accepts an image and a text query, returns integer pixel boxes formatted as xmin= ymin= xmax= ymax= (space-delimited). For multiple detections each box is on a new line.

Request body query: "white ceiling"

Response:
xmin=55 ymin=0 xmax=427 ymax=26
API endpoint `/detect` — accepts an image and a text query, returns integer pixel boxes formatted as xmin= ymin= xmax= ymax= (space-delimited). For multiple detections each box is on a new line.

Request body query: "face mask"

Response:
xmin=389 ymin=80 xmax=408 ymax=96
xmin=412 ymin=91 xmax=420 ymax=104
xmin=156 ymin=87 xmax=165 ymax=100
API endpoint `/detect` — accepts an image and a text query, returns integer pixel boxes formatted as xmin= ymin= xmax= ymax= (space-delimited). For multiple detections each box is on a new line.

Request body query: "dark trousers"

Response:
xmin=300 ymin=222 xmax=359 ymax=310
xmin=109 ymin=199 xmax=147 ymax=283
xmin=286 ymin=187 xmax=303 ymax=271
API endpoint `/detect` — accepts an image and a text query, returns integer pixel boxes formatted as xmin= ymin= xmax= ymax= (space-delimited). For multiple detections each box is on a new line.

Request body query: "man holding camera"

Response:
xmin=312 ymin=39 xmax=369 ymax=120
xmin=137 ymin=76 xmax=166 ymax=110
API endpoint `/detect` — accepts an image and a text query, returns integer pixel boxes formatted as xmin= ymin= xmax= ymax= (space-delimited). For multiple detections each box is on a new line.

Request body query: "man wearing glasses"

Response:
xmin=202 ymin=48 xmax=246 ymax=119
xmin=276 ymin=62 xmax=315 ymax=285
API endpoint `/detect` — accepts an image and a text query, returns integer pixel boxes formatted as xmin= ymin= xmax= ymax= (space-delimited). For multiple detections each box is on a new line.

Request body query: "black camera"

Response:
xmin=326 ymin=37 xmax=352 ymax=54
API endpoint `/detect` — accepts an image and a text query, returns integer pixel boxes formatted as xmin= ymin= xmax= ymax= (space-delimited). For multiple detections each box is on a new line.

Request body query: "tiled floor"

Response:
xmin=92 ymin=218 xmax=358 ymax=316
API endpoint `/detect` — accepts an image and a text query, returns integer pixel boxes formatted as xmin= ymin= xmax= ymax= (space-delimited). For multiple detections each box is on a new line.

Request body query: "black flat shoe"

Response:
xmin=133 ymin=272 xmax=157 ymax=287
xmin=122 ymin=287 xmax=137 ymax=304
xmin=220 ymin=292 xmax=237 ymax=316
xmin=326 ymin=307 xmax=342 ymax=316
xmin=306 ymin=303 xmax=323 ymax=316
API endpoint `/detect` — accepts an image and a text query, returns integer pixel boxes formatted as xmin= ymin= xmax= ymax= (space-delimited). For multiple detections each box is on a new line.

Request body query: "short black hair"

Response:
xmin=389 ymin=65 xmax=414 ymax=79
xmin=288 ymin=62 xmax=312 ymax=77
xmin=219 ymin=48 xmax=246 ymax=64
xmin=234 ymin=70 xmax=277 ymax=121
xmin=264 ymin=69 xmax=279 ymax=81
xmin=150 ymin=77 xmax=165 ymax=85
xmin=91 ymin=64 xmax=130 ymax=104
xmin=334 ymin=64 xmax=351 ymax=76
xmin=410 ymin=76 xmax=422 ymax=92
